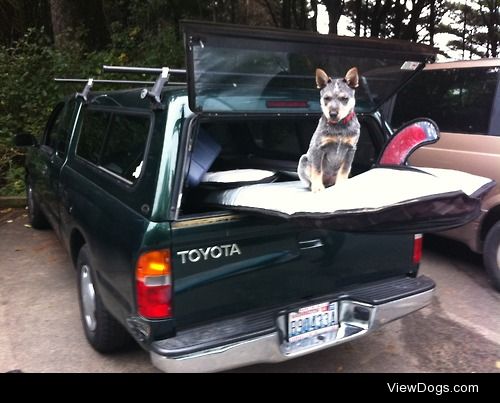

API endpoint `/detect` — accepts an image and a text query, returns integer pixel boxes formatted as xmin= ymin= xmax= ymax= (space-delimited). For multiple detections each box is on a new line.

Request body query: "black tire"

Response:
xmin=26 ymin=180 xmax=49 ymax=229
xmin=483 ymin=222 xmax=500 ymax=292
xmin=76 ymin=245 xmax=133 ymax=353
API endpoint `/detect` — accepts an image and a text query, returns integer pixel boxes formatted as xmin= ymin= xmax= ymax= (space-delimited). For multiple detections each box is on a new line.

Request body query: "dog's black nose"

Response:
xmin=329 ymin=111 xmax=338 ymax=119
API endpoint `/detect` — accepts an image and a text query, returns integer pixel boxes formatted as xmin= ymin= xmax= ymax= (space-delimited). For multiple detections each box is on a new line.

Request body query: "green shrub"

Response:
xmin=0 ymin=25 xmax=184 ymax=196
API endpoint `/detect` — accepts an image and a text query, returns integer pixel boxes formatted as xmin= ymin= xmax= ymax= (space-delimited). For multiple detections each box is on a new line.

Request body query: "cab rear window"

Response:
xmin=76 ymin=108 xmax=151 ymax=183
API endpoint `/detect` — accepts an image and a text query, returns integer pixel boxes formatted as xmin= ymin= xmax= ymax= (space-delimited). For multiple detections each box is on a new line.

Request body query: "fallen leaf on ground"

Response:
xmin=1 ymin=208 xmax=12 ymax=214
xmin=24 ymin=224 xmax=32 ymax=228
xmin=7 ymin=220 xmax=13 ymax=223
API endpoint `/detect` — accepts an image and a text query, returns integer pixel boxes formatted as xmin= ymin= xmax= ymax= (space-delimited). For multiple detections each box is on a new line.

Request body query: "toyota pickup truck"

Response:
xmin=14 ymin=22 xmax=493 ymax=372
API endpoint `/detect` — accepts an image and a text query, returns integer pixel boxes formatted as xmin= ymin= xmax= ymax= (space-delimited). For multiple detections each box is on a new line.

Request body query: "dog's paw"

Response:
xmin=311 ymin=184 xmax=325 ymax=193
xmin=335 ymin=175 xmax=348 ymax=184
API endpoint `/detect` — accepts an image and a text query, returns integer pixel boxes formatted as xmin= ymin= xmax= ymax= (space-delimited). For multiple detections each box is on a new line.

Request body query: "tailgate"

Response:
xmin=170 ymin=214 xmax=415 ymax=328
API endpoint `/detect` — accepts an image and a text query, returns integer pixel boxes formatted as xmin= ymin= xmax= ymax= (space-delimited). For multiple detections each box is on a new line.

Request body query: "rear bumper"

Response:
xmin=150 ymin=275 xmax=435 ymax=373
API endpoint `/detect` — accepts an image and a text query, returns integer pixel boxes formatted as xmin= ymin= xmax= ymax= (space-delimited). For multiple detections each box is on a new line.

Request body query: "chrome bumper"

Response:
xmin=150 ymin=286 xmax=434 ymax=373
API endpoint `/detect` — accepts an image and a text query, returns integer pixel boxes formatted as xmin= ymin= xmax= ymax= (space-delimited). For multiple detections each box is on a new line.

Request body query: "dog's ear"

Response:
xmin=316 ymin=68 xmax=330 ymax=89
xmin=344 ymin=67 xmax=359 ymax=89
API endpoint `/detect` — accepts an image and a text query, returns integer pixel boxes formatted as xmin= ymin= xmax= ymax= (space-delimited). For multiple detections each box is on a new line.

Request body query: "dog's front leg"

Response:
xmin=310 ymin=152 xmax=325 ymax=193
xmin=336 ymin=146 xmax=356 ymax=184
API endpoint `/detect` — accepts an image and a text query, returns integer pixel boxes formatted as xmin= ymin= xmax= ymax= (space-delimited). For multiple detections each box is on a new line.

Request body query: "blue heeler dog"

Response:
xmin=298 ymin=67 xmax=360 ymax=192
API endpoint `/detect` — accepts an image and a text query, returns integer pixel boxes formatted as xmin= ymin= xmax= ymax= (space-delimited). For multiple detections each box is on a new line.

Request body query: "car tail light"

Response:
xmin=412 ymin=234 xmax=423 ymax=265
xmin=136 ymin=250 xmax=172 ymax=319
xmin=378 ymin=120 xmax=439 ymax=166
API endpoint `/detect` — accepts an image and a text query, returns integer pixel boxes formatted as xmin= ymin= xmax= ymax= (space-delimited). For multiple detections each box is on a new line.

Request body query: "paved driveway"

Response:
xmin=1 ymin=208 xmax=499 ymax=373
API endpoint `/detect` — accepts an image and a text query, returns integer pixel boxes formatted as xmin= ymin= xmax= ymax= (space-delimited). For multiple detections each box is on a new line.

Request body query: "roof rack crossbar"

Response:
xmin=102 ymin=65 xmax=186 ymax=75
xmin=102 ymin=65 xmax=186 ymax=110
xmin=54 ymin=78 xmax=186 ymax=86
xmin=55 ymin=65 xmax=187 ymax=108
xmin=55 ymin=78 xmax=156 ymax=85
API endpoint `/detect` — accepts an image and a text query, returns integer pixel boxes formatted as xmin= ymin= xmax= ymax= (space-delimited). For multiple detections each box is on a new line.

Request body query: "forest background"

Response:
xmin=0 ymin=0 xmax=498 ymax=195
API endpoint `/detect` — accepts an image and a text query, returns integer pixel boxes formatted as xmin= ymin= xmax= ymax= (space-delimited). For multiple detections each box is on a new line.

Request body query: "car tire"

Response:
xmin=26 ymin=180 xmax=49 ymax=229
xmin=77 ymin=245 xmax=133 ymax=353
xmin=483 ymin=222 xmax=500 ymax=292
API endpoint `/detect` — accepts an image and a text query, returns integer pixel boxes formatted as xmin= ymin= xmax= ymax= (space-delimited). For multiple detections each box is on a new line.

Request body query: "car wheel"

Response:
xmin=26 ymin=180 xmax=49 ymax=229
xmin=483 ymin=222 xmax=500 ymax=292
xmin=77 ymin=245 xmax=133 ymax=353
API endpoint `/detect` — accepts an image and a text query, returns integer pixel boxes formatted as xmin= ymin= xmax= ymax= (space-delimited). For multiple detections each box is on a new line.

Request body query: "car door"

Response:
xmin=35 ymin=99 xmax=77 ymax=235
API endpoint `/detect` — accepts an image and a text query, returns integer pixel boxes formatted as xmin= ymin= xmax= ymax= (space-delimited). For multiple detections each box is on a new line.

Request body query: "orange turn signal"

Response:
xmin=136 ymin=250 xmax=171 ymax=281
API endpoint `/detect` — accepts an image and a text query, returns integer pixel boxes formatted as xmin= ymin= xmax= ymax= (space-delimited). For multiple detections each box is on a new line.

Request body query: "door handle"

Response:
xmin=299 ymin=238 xmax=324 ymax=250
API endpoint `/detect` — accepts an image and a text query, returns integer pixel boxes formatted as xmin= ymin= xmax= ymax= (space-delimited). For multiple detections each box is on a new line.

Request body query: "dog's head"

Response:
xmin=316 ymin=67 xmax=359 ymax=124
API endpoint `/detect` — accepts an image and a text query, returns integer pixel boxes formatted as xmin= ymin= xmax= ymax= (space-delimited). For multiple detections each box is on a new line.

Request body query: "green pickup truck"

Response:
xmin=14 ymin=22 xmax=492 ymax=372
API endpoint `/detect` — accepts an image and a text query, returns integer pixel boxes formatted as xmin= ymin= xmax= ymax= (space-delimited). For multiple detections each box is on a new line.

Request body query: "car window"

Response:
xmin=44 ymin=103 xmax=66 ymax=156
xmin=44 ymin=100 xmax=78 ymax=157
xmin=390 ymin=67 xmax=498 ymax=135
xmin=76 ymin=108 xmax=150 ymax=183
xmin=250 ymin=120 xmax=306 ymax=159
xmin=100 ymin=114 xmax=150 ymax=180
xmin=77 ymin=110 xmax=110 ymax=165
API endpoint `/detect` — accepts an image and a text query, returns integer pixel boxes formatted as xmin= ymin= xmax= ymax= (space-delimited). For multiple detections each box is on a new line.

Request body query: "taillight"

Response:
xmin=378 ymin=120 xmax=439 ymax=166
xmin=136 ymin=249 xmax=172 ymax=319
xmin=412 ymin=234 xmax=423 ymax=265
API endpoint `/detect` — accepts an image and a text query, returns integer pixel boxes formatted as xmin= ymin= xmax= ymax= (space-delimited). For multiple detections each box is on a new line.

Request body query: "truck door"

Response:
xmin=35 ymin=100 xmax=77 ymax=235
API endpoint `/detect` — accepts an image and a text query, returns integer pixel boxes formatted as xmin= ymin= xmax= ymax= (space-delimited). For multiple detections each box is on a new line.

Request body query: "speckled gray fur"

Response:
xmin=298 ymin=67 xmax=361 ymax=192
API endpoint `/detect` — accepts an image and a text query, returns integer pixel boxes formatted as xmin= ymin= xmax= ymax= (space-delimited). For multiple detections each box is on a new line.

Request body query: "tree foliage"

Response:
xmin=444 ymin=0 xmax=499 ymax=58
xmin=0 ymin=0 xmax=498 ymax=195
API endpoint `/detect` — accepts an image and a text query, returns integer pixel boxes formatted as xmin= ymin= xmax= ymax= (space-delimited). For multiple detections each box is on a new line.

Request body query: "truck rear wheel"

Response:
xmin=483 ymin=222 xmax=500 ymax=292
xmin=27 ymin=181 xmax=49 ymax=229
xmin=77 ymin=245 xmax=133 ymax=353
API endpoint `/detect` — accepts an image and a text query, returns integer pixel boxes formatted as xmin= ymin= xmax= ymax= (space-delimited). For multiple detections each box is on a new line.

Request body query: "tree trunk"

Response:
xmin=400 ymin=0 xmax=426 ymax=41
xmin=49 ymin=0 xmax=109 ymax=49
xmin=480 ymin=0 xmax=499 ymax=58
xmin=49 ymin=0 xmax=79 ymax=48
xmin=80 ymin=0 xmax=110 ymax=49
xmin=282 ymin=0 xmax=292 ymax=28
xmin=429 ymin=0 xmax=436 ymax=46
xmin=370 ymin=0 xmax=382 ymax=37
xmin=392 ymin=0 xmax=406 ymax=38
xmin=310 ymin=0 xmax=318 ymax=31
xmin=354 ymin=0 xmax=362 ymax=36
xmin=323 ymin=0 xmax=344 ymax=35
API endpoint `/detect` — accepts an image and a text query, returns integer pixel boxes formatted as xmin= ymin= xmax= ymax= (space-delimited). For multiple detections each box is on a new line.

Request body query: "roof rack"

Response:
xmin=103 ymin=65 xmax=187 ymax=109
xmin=55 ymin=65 xmax=187 ymax=109
xmin=55 ymin=78 xmax=157 ymax=86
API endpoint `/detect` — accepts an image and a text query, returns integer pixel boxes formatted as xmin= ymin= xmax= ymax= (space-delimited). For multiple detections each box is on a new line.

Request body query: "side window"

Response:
xmin=44 ymin=103 xmax=64 ymax=151
xmin=100 ymin=114 xmax=150 ymax=181
xmin=391 ymin=67 xmax=498 ymax=135
xmin=77 ymin=110 xmax=110 ymax=165
xmin=44 ymin=101 xmax=75 ymax=157
xmin=76 ymin=108 xmax=150 ymax=183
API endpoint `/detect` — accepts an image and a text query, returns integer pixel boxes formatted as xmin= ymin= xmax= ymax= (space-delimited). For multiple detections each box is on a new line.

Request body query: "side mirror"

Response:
xmin=13 ymin=133 xmax=38 ymax=147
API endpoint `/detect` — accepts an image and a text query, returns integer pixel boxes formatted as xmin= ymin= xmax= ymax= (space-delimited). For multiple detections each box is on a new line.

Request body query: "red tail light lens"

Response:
xmin=378 ymin=120 xmax=439 ymax=166
xmin=136 ymin=250 xmax=172 ymax=319
xmin=412 ymin=234 xmax=423 ymax=265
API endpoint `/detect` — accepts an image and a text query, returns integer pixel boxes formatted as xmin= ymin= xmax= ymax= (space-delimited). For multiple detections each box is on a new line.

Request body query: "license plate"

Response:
xmin=287 ymin=301 xmax=338 ymax=344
